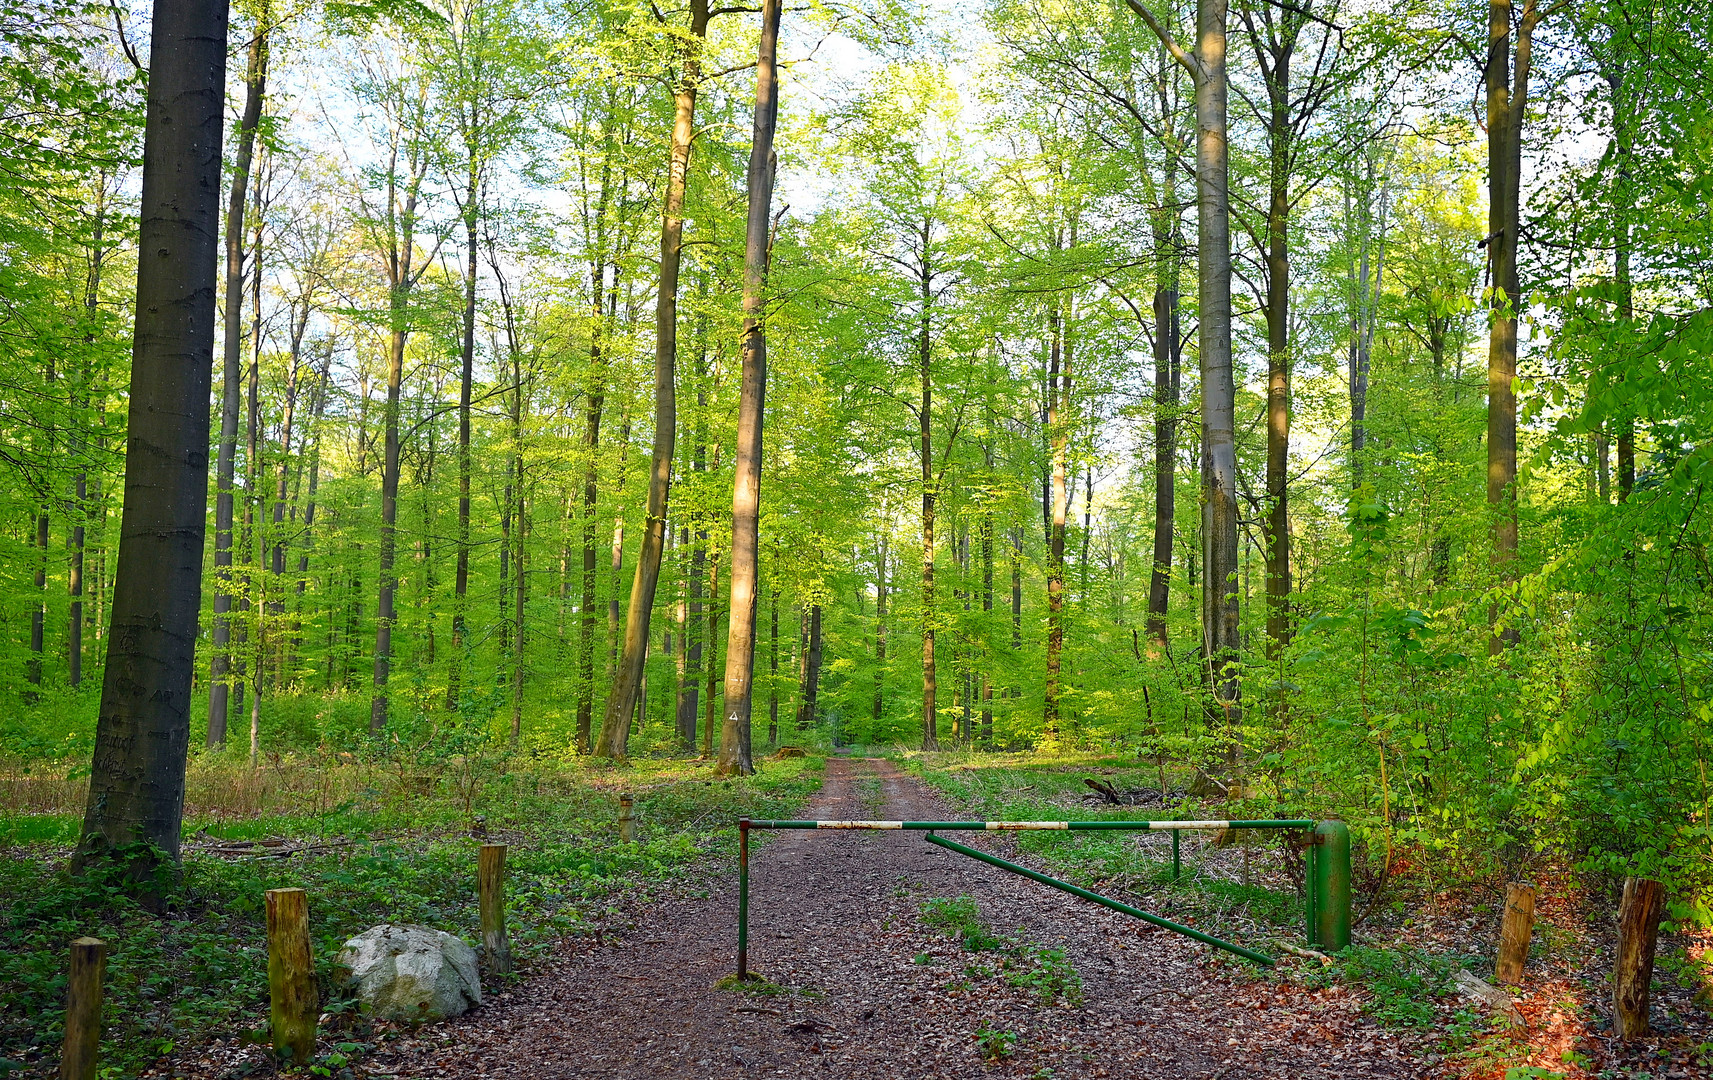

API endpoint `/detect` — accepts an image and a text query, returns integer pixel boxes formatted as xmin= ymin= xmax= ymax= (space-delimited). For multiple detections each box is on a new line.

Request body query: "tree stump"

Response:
xmin=265 ymin=888 xmax=318 ymax=1063
xmin=58 ymin=937 xmax=106 ymax=1080
xmin=1614 ymin=876 xmax=1664 ymax=1040
xmin=1494 ymin=882 xmax=1535 ymax=985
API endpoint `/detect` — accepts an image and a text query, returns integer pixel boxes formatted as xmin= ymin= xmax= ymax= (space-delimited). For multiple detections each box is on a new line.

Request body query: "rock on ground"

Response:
xmin=337 ymin=924 xmax=482 ymax=1022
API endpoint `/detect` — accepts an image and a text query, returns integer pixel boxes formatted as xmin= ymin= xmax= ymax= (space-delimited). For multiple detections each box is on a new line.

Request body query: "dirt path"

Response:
xmin=371 ymin=758 xmax=1427 ymax=1079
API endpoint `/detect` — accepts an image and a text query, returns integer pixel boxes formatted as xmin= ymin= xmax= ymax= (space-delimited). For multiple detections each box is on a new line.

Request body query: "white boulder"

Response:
xmin=337 ymin=924 xmax=482 ymax=1022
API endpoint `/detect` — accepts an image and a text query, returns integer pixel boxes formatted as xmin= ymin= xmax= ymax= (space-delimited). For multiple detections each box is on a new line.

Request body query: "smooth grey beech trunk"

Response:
xmin=1131 ymin=0 xmax=1241 ymax=729
xmin=75 ymin=0 xmax=230 ymax=875
xmin=715 ymin=0 xmax=781 ymax=777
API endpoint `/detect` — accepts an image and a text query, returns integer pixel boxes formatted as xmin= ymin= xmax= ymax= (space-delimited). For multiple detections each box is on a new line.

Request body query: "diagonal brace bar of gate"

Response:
xmin=923 ymin=832 xmax=1275 ymax=967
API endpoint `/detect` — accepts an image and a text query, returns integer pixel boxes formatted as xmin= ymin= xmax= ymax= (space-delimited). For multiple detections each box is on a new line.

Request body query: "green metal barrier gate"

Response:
xmin=734 ymin=818 xmax=1352 ymax=978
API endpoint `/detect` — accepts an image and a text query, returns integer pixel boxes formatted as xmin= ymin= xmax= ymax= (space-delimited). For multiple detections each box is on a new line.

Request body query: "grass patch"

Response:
xmin=1 ymin=752 xmax=825 ymax=1077
xmin=714 ymin=972 xmax=786 ymax=995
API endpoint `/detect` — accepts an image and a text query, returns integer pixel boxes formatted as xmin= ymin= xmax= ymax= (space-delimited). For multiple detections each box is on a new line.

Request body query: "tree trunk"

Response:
xmin=768 ymin=582 xmax=779 ymax=744
xmin=1145 ymin=285 xmax=1179 ymax=653
xmin=576 ymin=296 xmax=605 ymax=752
xmin=701 ymin=550 xmax=721 ymax=756
xmin=797 ymin=603 xmax=822 ymax=729
xmin=1259 ymin=27 xmax=1293 ymax=660
xmin=1045 ymin=296 xmax=1068 ymax=740
xmin=1135 ymin=0 xmax=1238 ymax=727
xmin=1485 ymin=0 xmax=1542 ymax=651
xmin=872 ymin=532 xmax=888 ymax=724
xmin=981 ymin=464 xmax=993 ymax=745
xmin=676 ymin=524 xmax=698 ymax=748
xmin=609 ymin=404 xmax=630 ymax=673
xmin=512 ymin=498 xmax=527 ymax=742
xmin=1607 ymin=68 xmax=1635 ymax=503
xmin=209 ymin=11 xmax=267 ymax=746
xmin=715 ymin=0 xmax=781 ymax=776
xmin=448 ymin=164 xmax=481 ymax=713
xmin=919 ymin=223 xmax=939 ymax=751
xmin=1011 ymin=525 xmax=1023 ymax=650
xmin=595 ymin=0 xmax=709 ymax=759
xmin=75 ymin=0 xmax=229 ymax=876
xmin=70 ymin=182 xmax=107 ymax=689
xmin=1614 ymin=877 xmax=1664 ymax=1039
xmin=368 ymin=144 xmax=430 ymax=732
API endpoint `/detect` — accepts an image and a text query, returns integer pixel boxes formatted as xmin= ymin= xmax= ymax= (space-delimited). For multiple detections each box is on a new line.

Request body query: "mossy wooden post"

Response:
xmin=58 ymin=937 xmax=106 ymax=1080
xmin=265 ymin=888 xmax=317 ymax=1063
xmin=1494 ymin=882 xmax=1535 ymax=985
xmin=1614 ymin=876 xmax=1664 ymax=1039
xmin=478 ymin=843 xmax=514 ymax=975
xmin=619 ymin=793 xmax=637 ymax=843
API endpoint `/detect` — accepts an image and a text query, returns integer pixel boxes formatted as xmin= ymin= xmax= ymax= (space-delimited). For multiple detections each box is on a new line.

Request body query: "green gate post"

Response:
xmin=737 ymin=820 xmax=750 ymax=979
xmin=1171 ymin=830 xmax=1181 ymax=881
xmin=1312 ymin=820 xmax=1350 ymax=952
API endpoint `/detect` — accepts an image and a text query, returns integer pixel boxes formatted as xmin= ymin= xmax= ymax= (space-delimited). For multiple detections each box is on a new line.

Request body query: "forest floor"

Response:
xmin=292 ymin=756 xmax=1435 ymax=1079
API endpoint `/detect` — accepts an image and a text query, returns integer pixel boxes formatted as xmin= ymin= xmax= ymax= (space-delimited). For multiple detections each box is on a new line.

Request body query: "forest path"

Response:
xmin=373 ymin=757 xmax=1424 ymax=1079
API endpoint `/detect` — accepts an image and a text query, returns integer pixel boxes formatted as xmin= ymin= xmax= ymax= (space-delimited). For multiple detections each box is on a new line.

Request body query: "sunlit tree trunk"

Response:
xmin=1485 ymin=0 xmax=1543 ymax=650
xmin=596 ymin=0 xmax=710 ymax=758
xmin=715 ymin=0 xmax=781 ymax=775
xmin=1133 ymin=0 xmax=1239 ymax=733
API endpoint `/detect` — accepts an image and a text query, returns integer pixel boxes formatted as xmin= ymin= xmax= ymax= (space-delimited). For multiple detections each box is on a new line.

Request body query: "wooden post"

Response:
xmin=1494 ymin=882 xmax=1535 ymax=985
xmin=619 ymin=793 xmax=636 ymax=843
xmin=265 ymin=888 xmax=318 ymax=1063
xmin=478 ymin=843 xmax=514 ymax=975
xmin=58 ymin=937 xmax=106 ymax=1080
xmin=1614 ymin=876 xmax=1665 ymax=1039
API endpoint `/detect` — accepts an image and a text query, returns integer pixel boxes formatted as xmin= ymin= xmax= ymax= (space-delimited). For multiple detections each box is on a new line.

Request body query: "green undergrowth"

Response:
xmin=0 ymin=753 xmax=824 ymax=1078
xmin=1303 ymin=944 xmax=1463 ymax=1026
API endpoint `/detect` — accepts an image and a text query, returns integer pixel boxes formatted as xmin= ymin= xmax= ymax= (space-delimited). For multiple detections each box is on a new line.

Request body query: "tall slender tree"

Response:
xmin=208 ymin=3 xmax=269 ymax=747
xmin=715 ymin=0 xmax=782 ymax=777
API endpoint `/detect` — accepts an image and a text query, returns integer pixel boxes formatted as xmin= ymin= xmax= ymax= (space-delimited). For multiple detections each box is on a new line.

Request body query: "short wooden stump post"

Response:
xmin=619 ymin=794 xmax=637 ymax=844
xmin=479 ymin=843 xmax=514 ymax=975
xmin=265 ymin=888 xmax=318 ymax=1064
xmin=59 ymin=936 xmax=106 ymax=1080
xmin=1614 ymin=876 xmax=1665 ymax=1039
xmin=1495 ymin=882 xmax=1535 ymax=985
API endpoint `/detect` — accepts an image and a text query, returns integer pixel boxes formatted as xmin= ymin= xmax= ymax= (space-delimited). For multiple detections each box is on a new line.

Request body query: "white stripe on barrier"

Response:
xmin=986 ymin=821 xmax=1069 ymax=830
